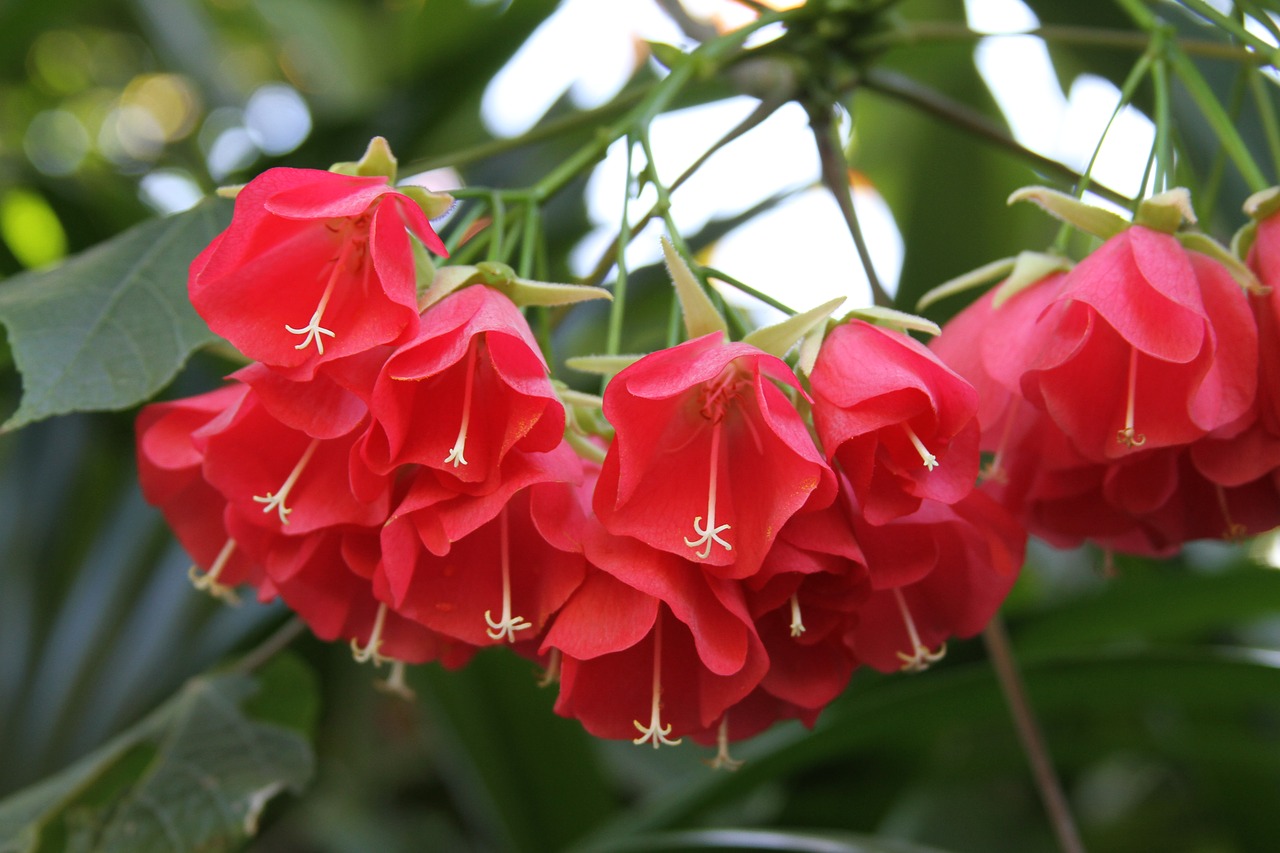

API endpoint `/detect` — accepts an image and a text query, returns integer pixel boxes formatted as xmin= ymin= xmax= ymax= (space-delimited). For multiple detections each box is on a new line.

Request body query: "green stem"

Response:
xmin=583 ymin=99 xmax=783 ymax=287
xmin=862 ymin=69 xmax=1135 ymax=209
xmin=489 ymin=193 xmax=507 ymax=261
xmin=703 ymin=267 xmax=798 ymax=316
xmin=518 ymin=203 xmax=540 ymax=279
xmin=811 ymin=105 xmax=893 ymax=308
xmin=1251 ymin=71 xmax=1280 ymax=184
xmin=443 ymin=200 xmax=487 ymax=255
xmin=861 ymin=21 xmax=1267 ymax=64
xmin=605 ymin=138 xmax=636 ymax=360
xmin=1151 ymin=46 xmax=1173 ymax=193
xmin=1177 ymin=0 xmax=1280 ymax=60
xmin=228 ymin=617 xmax=307 ymax=676
xmin=983 ymin=616 xmax=1089 ymax=853
xmin=1077 ymin=50 xmax=1155 ymax=200
xmin=1201 ymin=66 xmax=1253 ymax=220
xmin=1167 ymin=43 xmax=1270 ymax=191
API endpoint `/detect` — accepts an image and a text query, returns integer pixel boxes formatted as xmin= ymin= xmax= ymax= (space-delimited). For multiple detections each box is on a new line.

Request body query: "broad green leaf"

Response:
xmin=0 ymin=199 xmax=232 ymax=432
xmin=0 ymin=664 xmax=314 ymax=853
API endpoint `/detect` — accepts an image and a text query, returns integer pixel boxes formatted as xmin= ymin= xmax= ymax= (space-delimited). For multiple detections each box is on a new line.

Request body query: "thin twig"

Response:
xmin=809 ymin=105 xmax=894 ymax=309
xmin=862 ymin=69 xmax=1136 ymax=209
xmin=983 ymin=616 xmax=1088 ymax=853
xmin=229 ymin=617 xmax=307 ymax=676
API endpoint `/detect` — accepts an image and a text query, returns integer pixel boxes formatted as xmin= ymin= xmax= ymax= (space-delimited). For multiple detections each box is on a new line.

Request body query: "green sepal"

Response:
xmin=916 ymin=256 xmax=1016 ymax=312
xmin=330 ymin=136 xmax=398 ymax=181
xmin=1008 ymin=185 xmax=1129 ymax=240
xmin=398 ymin=184 xmax=455 ymax=220
xmin=1134 ymin=188 xmax=1197 ymax=233
xmin=991 ymin=251 xmax=1073 ymax=308
xmin=844 ymin=305 xmax=942 ymax=337
xmin=1234 ymin=187 xmax=1280 ymax=259
xmin=215 ymin=184 xmax=245 ymax=199
xmin=412 ymin=239 xmax=437 ymax=301
xmin=663 ymin=237 xmax=727 ymax=341
xmin=647 ymin=41 xmax=686 ymax=72
xmin=419 ymin=262 xmax=611 ymax=310
xmin=1178 ymin=232 xmax=1266 ymax=295
xmin=742 ymin=296 xmax=845 ymax=358
xmin=565 ymin=354 xmax=647 ymax=375
xmin=796 ymin=324 xmax=827 ymax=377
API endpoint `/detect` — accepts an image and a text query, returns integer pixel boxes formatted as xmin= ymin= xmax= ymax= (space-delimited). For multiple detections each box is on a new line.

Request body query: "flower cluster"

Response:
xmin=930 ymin=188 xmax=1280 ymax=557
xmin=137 ymin=143 xmax=1025 ymax=759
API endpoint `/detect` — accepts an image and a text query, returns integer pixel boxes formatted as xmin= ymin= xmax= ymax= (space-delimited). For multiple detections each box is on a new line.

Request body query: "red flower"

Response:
xmin=1021 ymin=228 xmax=1256 ymax=461
xmin=847 ymin=488 xmax=1024 ymax=673
xmin=377 ymin=454 xmax=587 ymax=649
xmin=593 ymin=332 xmax=834 ymax=578
xmin=136 ymin=384 xmax=263 ymax=597
xmin=810 ymin=319 xmax=981 ymax=525
xmin=190 ymin=167 xmax=446 ymax=377
xmin=361 ymin=285 xmax=565 ymax=493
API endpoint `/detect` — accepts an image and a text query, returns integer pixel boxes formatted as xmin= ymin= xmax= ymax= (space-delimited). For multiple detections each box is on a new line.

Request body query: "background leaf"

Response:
xmin=0 ymin=660 xmax=315 ymax=853
xmin=0 ymin=199 xmax=231 ymax=431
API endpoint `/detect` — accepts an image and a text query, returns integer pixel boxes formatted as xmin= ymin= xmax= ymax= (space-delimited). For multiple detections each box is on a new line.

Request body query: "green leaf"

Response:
xmin=0 ymin=199 xmax=232 ymax=432
xmin=584 ymin=827 xmax=958 ymax=852
xmin=0 ymin=668 xmax=314 ymax=853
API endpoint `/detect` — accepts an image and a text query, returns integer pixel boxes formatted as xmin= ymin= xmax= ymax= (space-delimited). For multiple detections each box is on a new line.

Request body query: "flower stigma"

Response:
xmin=351 ymin=601 xmax=390 ymax=665
xmin=252 ymin=439 xmax=320 ymax=524
xmin=484 ymin=506 xmax=533 ymax=642
xmin=789 ymin=593 xmax=806 ymax=638
xmin=903 ymin=423 xmax=939 ymax=470
xmin=445 ymin=342 xmax=479 ymax=468
xmin=1116 ymin=347 xmax=1147 ymax=448
xmin=633 ymin=618 xmax=681 ymax=748
xmin=892 ymin=587 xmax=946 ymax=672
xmin=187 ymin=538 xmax=240 ymax=604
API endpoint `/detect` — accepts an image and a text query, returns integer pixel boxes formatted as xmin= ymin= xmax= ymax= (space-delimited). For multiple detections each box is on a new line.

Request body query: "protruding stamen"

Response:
xmin=484 ymin=506 xmax=533 ymax=642
xmin=1215 ymin=484 xmax=1247 ymax=541
xmin=706 ymin=715 xmax=743 ymax=771
xmin=188 ymin=538 xmax=240 ymax=604
xmin=789 ymin=593 xmax=806 ymax=638
xmin=351 ymin=602 xmax=389 ymax=665
xmin=633 ymin=619 xmax=682 ymax=749
xmin=285 ymin=237 xmax=358 ymax=354
xmin=980 ymin=406 xmax=1018 ymax=484
xmin=903 ymin=423 xmax=939 ymax=471
xmin=684 ymin=420 xmax=732 ymax=559
xmin=252 ymin=439 xmax=320 ymax=525
xmin=374 ymin=660 xmax=415 ymax=700
xmin=1116 ymin=347 xmax=1147 ymax=448
xmin=445 ymin=343 xmax=479 ymax=468
xmin=892 ymin=587 xmax=946 ymax=672
xmin=537 ymin=648 xmax=562 ymax=688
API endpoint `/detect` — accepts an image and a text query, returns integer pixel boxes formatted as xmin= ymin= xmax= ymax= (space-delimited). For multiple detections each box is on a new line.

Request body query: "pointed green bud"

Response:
xmin=663 ymin=237 xmax=727 ymax=341
xmin=565 ymin=354 xmax=647 ymax=376
xmin=916 ymin=256 xmax=1016 ymax=312
xmin=845 ymin=306 xmax=942 ymax=337
xmin=991 ymin=251 xmax=1073 ymax=308
xmin=1235 ymin=187 xmax=1280 ymax=259
xmin=420 ymin=262 xmax=611 ymax=310
xmin=330 ymin=136 xmax=398 ymax=181
xmin=742 ymin=296 xmax=845 ymax=358
xmin=796 ymin=323 xmax=826 ymax=377
xmin=1178 ymin=232 xmax=1266 ymax=295
xmin=398 ymin=184 xmax=455 ymax=220
xmin=647 ymin=41 xmax=686 ymax=72
xmin=1134 ymin=188 xmax=1196 ymax=233
xmin=1008 ymin=185 xmax=1129 ymax=240
xmin=412 ymin=238 xmax=437 ymax=301
xmin=420 ymin=265 xmax=483 ymax=309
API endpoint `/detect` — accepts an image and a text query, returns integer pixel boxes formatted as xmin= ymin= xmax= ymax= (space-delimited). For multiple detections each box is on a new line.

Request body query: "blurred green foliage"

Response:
xmin=1 ymin=1 xmax=1279 ymax=851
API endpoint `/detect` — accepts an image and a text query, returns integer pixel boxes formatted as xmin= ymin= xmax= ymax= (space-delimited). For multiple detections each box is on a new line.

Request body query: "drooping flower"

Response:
xmin=846 ymin=487 xmax=1025 ymax=673
xmin=1020 ymin=226 xmax=1256 ymax=461
xmin=810 ymin=318 xmax=981 ymax=525
xmin=360 ymin=285 xmax=565 ymax=494
xmin=593 ymin=332 xmax=835 ymax=578
xmin=136 ymin=383 xmax=263 ymax=599
xmin=190 ymin=167 xmax=447 ymax=376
